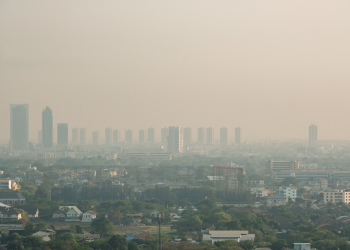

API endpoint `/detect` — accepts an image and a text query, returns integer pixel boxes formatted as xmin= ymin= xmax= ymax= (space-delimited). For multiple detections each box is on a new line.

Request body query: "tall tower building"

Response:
xmin=57 ymin=123 xmax=68 ymax=147
xmin=220 ymin=127 xmax=228 ymax=147
xmin=161 ymin=127 xmax=169 ymax=144
xmin=207 ymin=127 xmax=214 ymax=145
xmin=147 ymin=127 xmax=155 ymax=143
xmin=125 ymin=130 xmax=133 ymax=144
xmin=139 ymin=129 xmax=146 ymax=143
xmin=93 ymin=131 xmax=100 ymax=145
xmin=235 ymin=127 xmax=241 ymax=144
xmin=105 ymin=128 xmax=112 ymax=144
xmin=309 ymin=125 xmax=317 ymax=146
xmin=183 ymin=127 xmax=192 ymax=148
xmin=72 ymin=128 xmax=80 ymax=144
xmin=38 ymin=130 xmax=42 ymax=144
xmin=167 ymin=126 xmax=183 ymax=154
xmin=198 ymin=127 xmax=206 ymax=144
xmin=113 ymin=129 xmax=119 ymax=143
xmin=42 ymin=106 xmax=53 ymax=148
xmin=10 ymin=104 xmax=29 ymax=150
xmin=80 ymin=128 xmax=87 ymax=144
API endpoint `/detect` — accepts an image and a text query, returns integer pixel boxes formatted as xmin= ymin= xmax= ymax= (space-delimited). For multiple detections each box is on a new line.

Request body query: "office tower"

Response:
xmin=93 ymin=131 xmax=100 ymax=145
xmin=38 ymin=130 xmax=42 ymax=144
xmin=42 ymin=106 xmax=53 ymax=148
xmin=235 ymin=127 xmax=241 ymax=144
xmin=309 ymin=124 xmax=317 ymax=146
xmin=105 ymin=128 xmax=112 ymax=144
xmin=161 ymin=127 xmax=169 ymax=144
xmin=167 ymin=126 xmax=183 ymax=154
xmin=72 ymin=128 xmax=80 ymax=144
xmin=57 ymin=123 xmax=68 ymax=146
xmin=125 ymin=130 xmax=133 ymax=143
xmin=183 ymin=127 xmax=192 ymax=148
xmin=220 ymin=127 xmax=228 ymax=147
xmin=113 ymin=129 xmax=119 ymax=143
xmin=147 ymin=127 xmax=155 ymax=143
xmin=198 ymin=127 xmax=206 ymax=144
xmin=207 ymin=127 xmax=214 ymax=145
xmin=10 ymin=104 xmax=29 ymax=150
xmin=80 ymin=128 xmax=87 ymax=144
xmin=139 ymin=129 xmax=146 ymax=143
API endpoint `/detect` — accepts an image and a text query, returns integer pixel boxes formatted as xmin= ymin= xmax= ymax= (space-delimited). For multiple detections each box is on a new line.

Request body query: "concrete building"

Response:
xmin=147 ymin=127 xmax=154 ymax=143
xmin=220 ymin=127 xmax=228 ymax=147
xmin=125 ymin=130 xmax=133 ymax=143
xmin=270 ymin=170 xmax=329 ymax=180
xmin=266 ymin=160 xmax=299 ymax=172
xmin=256 ymin=188 xmax=269 ymax=197
xmin=207 ymin=127 xmax=214 ymax=145
xmin=235 ymin=127 xmax=241 ymax=144
xmin=105 ymin=128 xmax=112 ymax=144
xmin=38 ymin=130 xmax=42 ymax=144
xmin=266 ymin=195 xmax=288 ymax=207
xmin=202 ymin=230 xmax=254 ymax=245
xmin=161 ymin=127 xmax=169 ymax=144
xmin=183 ymin=127 xmax=192 ymax=149
xmin=93 ymin=131 xmax=100 ymax=145
xmin=113 ymin=129 xmax=119 ymax=143
xmin=294 ymin=243 xmax=311 ymax=250
xmin=57 ymin=123 xmax=68 ymax=148
xmin=309 ymin=124 xmax=317 ymax=147
xmin=167 ymin=126 xmax=183 ymax=154
xmin=80 ymin=128 xmax=87 ymax=144
xmin=139 ymin=129 xmax=146 ymax=143
xmin=10 ymin=104 xmax=29 ymax=150
xmin=72 ymin=128 xmax=80 ymax=144
xmin=277 ymin=187 xmax=297 ymax=201
xmin=324 ymin=189 xmax=350 ymax=204
xmin=0 ymin=192 xmax=26 ymax=205
xmin=198 ymin=127 xmax=206 ymax=144
xmin=42 ymin=106 xmax=53 ymax=148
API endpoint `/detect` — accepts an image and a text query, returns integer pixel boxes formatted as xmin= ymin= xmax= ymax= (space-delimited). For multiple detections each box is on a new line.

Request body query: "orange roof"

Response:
xmin=87 ymin=210 xmax=97 ymax=215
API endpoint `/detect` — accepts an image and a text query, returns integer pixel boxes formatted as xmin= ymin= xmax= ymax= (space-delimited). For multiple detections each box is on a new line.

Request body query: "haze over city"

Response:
xmin=2 ymin=0 xmax=350 ymax=144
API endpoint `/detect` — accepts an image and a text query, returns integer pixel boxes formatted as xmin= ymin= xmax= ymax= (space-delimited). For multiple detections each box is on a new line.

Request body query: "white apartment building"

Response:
xmin=324 ymin=189 xmax=350 ymax=204
xmin=266 ymin=160 xmax=299 ymax=172
xmin=167 ymin=127 xmax=183 ymax=154
xmin=277 ymin=187 xmax=297 ymax=201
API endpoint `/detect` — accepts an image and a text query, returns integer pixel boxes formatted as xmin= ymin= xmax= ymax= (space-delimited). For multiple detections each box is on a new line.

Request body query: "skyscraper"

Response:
xmin=113 ymin=129 xmax=119 ymax=143
xmin=80 ymin=128 xmax=87 ymax=144
xmin=93 ymin=131 xmax=100 ymax=145
xmin=125 ymin=130 xmax=133 ymax=143
xmin=72 ymin=128 xmax=80 ymax=144
xmin=139 ymin=129 xmax=146 ymax=143
xmin=198 ymin=127 xmax=206 ymax=144
xmin=10 ymin=104 xmax=29 ymax=150
xmin=220 ymin=127 xmax=228 ymax=147
xmin=183 ymin=127 xmax=192 ymax=148
xmin=167 ymin=126 xmax=183 ymax=154
xmin=235 ymin=127 xmax=241 ymax=144
xmin=161 ymin=127 xmax=169 ymax=144
xmin=309 ymin=125 xmax=317 ymax=146
xmin=57 ymin=123 xmax=68 ymax=146
xmin=42 ymin=106 xmax=53 ymax=148
xmin=147 ymin=127 xmax=155 ymax=143
xmin=105 ymin=128 xmax=112 ymax=144
xmin=207 ymin=127 xmax=214 ymax=145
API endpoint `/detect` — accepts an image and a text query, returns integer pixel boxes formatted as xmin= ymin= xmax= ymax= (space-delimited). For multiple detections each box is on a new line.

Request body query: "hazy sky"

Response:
xmin=1 ymin=0 xmax=350 ymax=143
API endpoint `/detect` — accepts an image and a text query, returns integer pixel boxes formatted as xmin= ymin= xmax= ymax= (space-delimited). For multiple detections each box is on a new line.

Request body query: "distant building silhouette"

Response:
xmin=125 ymin=130 xmax=133 ymax=143
xmin=80 ymin=128 xmax=87 ymax=144
xmin=139 ymin=129 xmax=146 ymax=143
xmin=38 ymin=130 xmax=42 ymax=144
xmin=57 ymin=123 xmax=68 ymax=147
xmin=235 ymin=127 xmax=241 ymax=144
xmin=113 ymin=129 xmax=119 ymax=143
xmin=167 ymin=126 xmax=183 ymax=154
xmin=105 ymin=128 xmax=112 ymax=144
xmin=161 ymin=127 xmax=169 ymax=144
xmin=309 ymin=124 xmax=317 ymax=146
xmin=183 ymin=127 xmax=192 ymax=148
xmin=10 ymin=104 xmax=29 ymax=150
xmin=207 ymin=127 xmax=214 ymax=145
xmin=72 ymin=128 xmax=80 ymax=144
xmin=93 ymin=131 xmax=100 ymax=145
xmin=42 ymin=106 xmax=53 ymax=148
xmin=198 ymin=127 xmax=206 ymax=144
xmin=147 ymin=127 xmax=155 ymax=143
xmin=220 ymin=127 xmax=228 ymax=147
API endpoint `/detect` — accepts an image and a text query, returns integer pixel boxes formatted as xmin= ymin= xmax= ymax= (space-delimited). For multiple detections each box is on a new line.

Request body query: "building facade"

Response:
xmin=72 ymin=128 xmax=80 ymax=144
xmin=183 ymin=127 xmax=192 ymax=149
xmin=266 ymin=160 xmax=299 ymax=172
xmin=220 ymin=127 xmax=228 ymax=147
xmin=167 ymin=126 xmax=183 ymax=154
xmin=42 ymin=107 xmax=53 ymax=148
xmin=207 ymin=127 xmax=214 ymax=145
xmin=309 ymin=124 xmax=317 ymax=147
xmin=139 ymin=129 xmax=146 ymax=143
xmin=10 ymin=104 xmax=29 ymax=150
xmin=324 ymin=189 xmax=350 ymax=204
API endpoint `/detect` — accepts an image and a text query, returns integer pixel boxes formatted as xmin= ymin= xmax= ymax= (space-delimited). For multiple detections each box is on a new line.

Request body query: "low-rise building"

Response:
xmin=202 ymin=230 xmax=255 ymax=245
xmin=256 ymin=188 xmax=269 ymax=198
xmin=266 ymin=195 xmax=288 ymax=207
xmin=277 ymin=187 xmax=297 ymax=201
xmin=247 ymin=179 xmax=264 ymax=185
xmin=0 ymin=207 xmax=22 ymax=221
xmin=323 ymin=189 xmax=350 ymax=204
xmin=294 ymin=243 xmax=311 ymax=250
xmin=82 ymin=211 xmax=97 ymax=222
xmin=52 ymin=210 xmax=66 ymax=218
xmin=0 ymin=192 xmax=26 ymax=205
xmin=0 ymin=179 xmax=20 ymax=190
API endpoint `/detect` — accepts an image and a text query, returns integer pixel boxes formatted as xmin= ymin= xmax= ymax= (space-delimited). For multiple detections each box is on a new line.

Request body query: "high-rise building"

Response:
xmin=125 ymin=130 xmax=133 ymax=143
xmin=309 ymin=125 xmax=317 ymax=146
xmin=198 ymin=127 xmax=206 ymax=144
xmin=93 ymin=131 xmax=100 ymax=145
xmin=38 ymin=130 xmax=42 ymax=144
xmin=183 ymin=127 xmax=192 ymax=148
xmin=105 ymin=128 xmax=112 ymax=144
xmin=207 ymin=127 xmax=214 ymax=145
xmin=113 ymin=129 xmax=119 ymax=143
xmin=80 ymin=128 xmax=87 ymax=144
xmin=220 ymin=127 xmax=228 ymax=147
xmin=167 ymin=126 xmax=183 ymax=154
xmin=57 ymin=123 xmax=68 ymax=146
xmin=235 ymin=127 xmax=241 ymax=144
xmin=42 ymin=106 xmax=53 ymax=148
xmin=139 ymin=129 xmax=146 ymax=143
xmin=10 ymin=104 xmax=29 ymax=150
xmin=72 ymin=128 xmax=80 ymax=144
xmin=161 ymin=127 xmax=169 ymax=144
xmin=147 ymin=127 xmax=155 ymax=143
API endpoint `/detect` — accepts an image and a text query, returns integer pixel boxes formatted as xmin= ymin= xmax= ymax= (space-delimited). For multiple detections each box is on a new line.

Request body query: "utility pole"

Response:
xmin=157 ymin=214 xmax=162 ymax=250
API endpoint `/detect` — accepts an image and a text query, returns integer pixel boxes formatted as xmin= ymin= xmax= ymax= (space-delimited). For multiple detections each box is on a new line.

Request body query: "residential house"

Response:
xmin=266 ymin=195 xmax=288 ymax=207
xmin=0 ymin=207 xmax=22 ymax=221
xmin=82 ymin=210 xmax=97 ymax=222
xmin=62 ymin=206 xmax=82 ymax=219
xmin=0 ymin=192 xmax=26 ymax=205
xmin=52 ymin=210 xmax=66 ymax=218
xmin=126 ymin=214 xmax=143 ymax=225
xmin=16 ymin=205 xmax=39 ymax=218
xmin=27 ymin=171 xmax=43 ymax=181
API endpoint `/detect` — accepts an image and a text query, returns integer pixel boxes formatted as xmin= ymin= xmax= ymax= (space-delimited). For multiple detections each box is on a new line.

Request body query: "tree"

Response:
xmin=107 ymin=235 xmax=128 ymax=250
xmin=22 ymin=236 xmax=44 ymax=249
xmin=7 ymin=240 xmax=23 ymax=250
xmin=24 ymin=222 xmax=35 ymax=236
xmin=35 ymin=221 xmax=47 ymax=231
xmin=128 ymin=241 xmax=140 ymax=250
xmin=75 ymin=225 xmax=84 ymax=234
xmin=270 ymin=239 xmax=286 ymax=250
xmin=35 ymin=186 xmax=50 ymax=199
xmin=281 ymin=177 xmax=299 ymax=187
xmin=239 ymin=240 xmax=255 ymax=250
xmin=91 ymin=217 xmax=114 ymax=237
